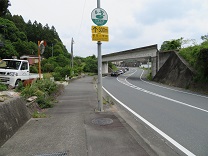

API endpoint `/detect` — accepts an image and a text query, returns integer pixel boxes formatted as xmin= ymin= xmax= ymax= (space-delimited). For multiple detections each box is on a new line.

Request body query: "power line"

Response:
xmin=76 ymin=0 xmax=87 ymax=40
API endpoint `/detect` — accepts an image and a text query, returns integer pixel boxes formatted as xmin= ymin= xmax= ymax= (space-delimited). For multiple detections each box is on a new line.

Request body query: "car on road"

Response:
xmin=111 ymin=71 xmax=119 ymax=77
xmin=118 ymin=70 xmax=124 ymax=74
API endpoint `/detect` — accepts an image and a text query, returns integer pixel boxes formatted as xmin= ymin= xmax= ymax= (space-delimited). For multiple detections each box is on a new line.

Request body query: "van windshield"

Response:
xmin=0 ymin=60 xmax=21 ymax=70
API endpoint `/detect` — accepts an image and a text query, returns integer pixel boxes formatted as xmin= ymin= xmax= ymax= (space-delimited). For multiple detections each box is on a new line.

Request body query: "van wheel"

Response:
xmin=15 ymin=79 xmax=21 ymax=88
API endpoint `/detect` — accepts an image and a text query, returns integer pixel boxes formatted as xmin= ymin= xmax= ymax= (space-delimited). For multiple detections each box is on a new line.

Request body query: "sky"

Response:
xmin=9 ymin=0 xmax=208 ymax=57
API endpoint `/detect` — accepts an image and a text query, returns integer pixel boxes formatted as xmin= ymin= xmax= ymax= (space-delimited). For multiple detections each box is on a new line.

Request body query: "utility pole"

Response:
xmin=71 ymin=37 xmax=74 ymax=75
xmin=38 ymin=40 xmax=46 ymax=79
xmin=52 ymin=43 xmax=53 ymax=57
xmin=97 ymin=0 xmax=103 ymax=112
xmin=38 ymin=41 xmax=41 ymax=79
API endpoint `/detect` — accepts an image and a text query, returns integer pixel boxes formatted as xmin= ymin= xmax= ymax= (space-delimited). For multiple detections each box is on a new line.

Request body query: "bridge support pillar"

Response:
xmin=102 ymin=62 xmax=108 ymax=74
xmin=151 ymin=56 xmax=157 ymax=77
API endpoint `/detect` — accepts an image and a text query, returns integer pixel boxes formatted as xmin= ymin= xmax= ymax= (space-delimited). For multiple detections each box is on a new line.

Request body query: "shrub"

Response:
xmin=0 ymin=83 xmax=7 ymax=91
xmin=15 ymin=81 xmax=24 ymax=92
xmin=35 ymin=78 xmax=58 ymax=95
xmin=146 ymin=72 xmax=152 ymax=81
xmin=20 ymin=78 xmax=58 ymax=109
xmin=59 ymin=66 xmax=71 ymax=78
xmin=42 ymin=63 xmax=55 ymax=72
xmin=53 ymin=66 xmax=71 ymax=81
xmin=196 ymin=48 xmax=208 ymax=81
xmin=179 ymin=42 xmax=208 ymax=82
xmin=43 ymin=73 xmax=53 ymax=79
xmin=52 ymin=72 xmax=62 ymax=81
xmin=36 ymin=96 xmax=53 ymax=108
xmin=30 ymin=65 xmax=38 ymax=73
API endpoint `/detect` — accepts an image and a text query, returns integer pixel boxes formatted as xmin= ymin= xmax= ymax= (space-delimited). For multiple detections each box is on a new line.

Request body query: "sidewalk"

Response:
xmin=0 ymin=76 xmax=152 ymax=156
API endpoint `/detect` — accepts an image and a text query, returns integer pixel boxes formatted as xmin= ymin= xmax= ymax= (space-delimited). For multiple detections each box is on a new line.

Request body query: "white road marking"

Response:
xmin=102 ymin=86 xmax=196 ymax=156
xmin=139 ymin=70 xmax=208 ymax=99
xmin=117 ymin=69 xmax=208 ymax=113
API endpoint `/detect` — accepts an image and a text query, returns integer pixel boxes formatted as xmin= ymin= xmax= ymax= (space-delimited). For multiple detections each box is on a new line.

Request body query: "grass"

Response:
xmin=0 ymin=83 xmax=8 ymax=91
xmin=32 ymin=111 xmax=47 ymax=118
xmin=20 ymin=78 xmax=59 ymax=109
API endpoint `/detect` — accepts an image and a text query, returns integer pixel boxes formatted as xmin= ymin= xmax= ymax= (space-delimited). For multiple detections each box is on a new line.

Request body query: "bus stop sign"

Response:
xmin=91 ymin=8 xmax=108 ymax=26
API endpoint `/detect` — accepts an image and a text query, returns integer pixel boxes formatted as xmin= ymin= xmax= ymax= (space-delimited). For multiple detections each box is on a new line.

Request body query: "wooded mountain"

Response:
xmin=0 ymin=13 xmax=68 ymax=59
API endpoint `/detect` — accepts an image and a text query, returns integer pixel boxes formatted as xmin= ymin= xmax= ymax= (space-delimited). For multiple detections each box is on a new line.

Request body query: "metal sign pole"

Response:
xmin=97 ymin=0 xmax=100 ymax=8
xmin=97 ymin=0 xmax=103 ymax=112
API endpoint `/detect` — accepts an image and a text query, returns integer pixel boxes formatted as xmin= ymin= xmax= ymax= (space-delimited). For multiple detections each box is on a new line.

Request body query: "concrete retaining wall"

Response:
xmin=0 ymin=97 xmax=31 ymax=147
xmin=154 ymin=51 xmax=195 ymax=88
xmin=158 ymin=51 xmax=172 ymax=70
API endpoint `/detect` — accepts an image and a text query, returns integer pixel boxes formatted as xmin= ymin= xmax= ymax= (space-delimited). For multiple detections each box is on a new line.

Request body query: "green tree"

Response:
xmin=55 ymin=54 xmax=70 ymax=67
xmin=0 ymin=0 xmax=11 ymax=17
xmin=83 ymin=55 xmax=97 ymax=73
xmin=160 ymin=38 xmax=183 ymax=51
xmin=201 ymin=34 xmax=208 ymax=42
xmin=196 ymin=48 xmax=208 ymax=81
xmin=201 ymin=34 xmax=208 ymax=46
xmin=41 ymin=57 xmax=59 ymax=71
xmin=0 ymin=17 xmax=24 ymax=42
xmin=0 ymin=40 xmax=18 ymax=58
xmin=12 ymin=39 xmax=36 ymax=56
xmin=10 ymin=15 xmax=26 ymax=33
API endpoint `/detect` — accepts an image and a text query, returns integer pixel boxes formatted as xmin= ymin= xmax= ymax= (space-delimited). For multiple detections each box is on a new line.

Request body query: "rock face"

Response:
xmin=154 ymin=51 xmax=195 ymax=88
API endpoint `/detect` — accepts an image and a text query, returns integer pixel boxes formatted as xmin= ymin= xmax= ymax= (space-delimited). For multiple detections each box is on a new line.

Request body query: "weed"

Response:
xmin=32 ymin=111 xmax=46 ymax=118
xmin=15 ymin=81 xmax=24 ymax=92
xmin=36 ymin=96 xmax=53 ymax=109
xmin=146 ymin=72 xmax=152 ymax=80
xmin=103 ymin=98 xmax=107 ymax=105
xmin=20 ymin=78 xmax=58 ymax=109
xmin=0 ymin=83 xmax=8 ymax=91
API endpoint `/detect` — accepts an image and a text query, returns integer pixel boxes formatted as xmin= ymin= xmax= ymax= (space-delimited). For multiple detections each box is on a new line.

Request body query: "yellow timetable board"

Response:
xmin=92 ymin=33 xmax=109 ymax=42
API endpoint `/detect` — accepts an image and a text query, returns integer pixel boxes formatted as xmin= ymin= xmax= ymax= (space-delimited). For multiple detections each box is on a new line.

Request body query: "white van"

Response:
xmin=0 ymin=59 xmax=40 ymax=88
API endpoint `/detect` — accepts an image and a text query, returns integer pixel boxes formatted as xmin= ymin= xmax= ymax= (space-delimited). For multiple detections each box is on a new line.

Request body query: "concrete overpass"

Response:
xmin=102 ymin=44 xmax=159 ymax=77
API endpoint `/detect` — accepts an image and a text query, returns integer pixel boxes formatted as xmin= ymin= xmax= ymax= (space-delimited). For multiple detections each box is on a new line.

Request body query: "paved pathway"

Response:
xmin=0 ymin=76 xmax=151 ymax=156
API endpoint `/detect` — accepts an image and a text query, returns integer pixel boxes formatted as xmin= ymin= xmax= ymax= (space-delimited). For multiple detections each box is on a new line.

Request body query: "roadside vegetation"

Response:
xmin=179 ymin=36 xmax=208 ymax=82
xmin=0 ymin=83 xmax=7 ymax=91
xmin=160 ymin=35 xmax=208 ymax=83
xmin=15 ymin=78 xmax=59 ymax=109
xmin=32 ymin=111 xmax=47 ymax=118
xmin=0 ymin=1 xmax=98 ymax=81
xmin=109 ymin=62 xmax=118 ymax=71
xmin=0 ymin=1 xmax=98 ymax=110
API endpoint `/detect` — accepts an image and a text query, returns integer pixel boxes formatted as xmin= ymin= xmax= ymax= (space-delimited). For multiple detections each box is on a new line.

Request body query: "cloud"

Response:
xmin=9 ymin=0 xmax=208 ymax=57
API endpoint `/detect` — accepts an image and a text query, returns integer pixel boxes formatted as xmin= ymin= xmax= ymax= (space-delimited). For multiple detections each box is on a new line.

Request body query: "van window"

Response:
xmin=21 ymin=62 xmax=28 ymax=70
xmin=1 ymin=60 xmax=21 ymax=69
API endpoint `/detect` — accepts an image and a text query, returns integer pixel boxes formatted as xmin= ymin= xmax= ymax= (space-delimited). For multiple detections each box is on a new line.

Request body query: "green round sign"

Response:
xmin=91 ymin=8 xmax=108 ymax=26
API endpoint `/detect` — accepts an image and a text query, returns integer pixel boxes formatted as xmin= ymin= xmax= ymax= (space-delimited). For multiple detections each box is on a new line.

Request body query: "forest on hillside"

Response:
xmin=0 ymin=0 xmax=98 ymax=80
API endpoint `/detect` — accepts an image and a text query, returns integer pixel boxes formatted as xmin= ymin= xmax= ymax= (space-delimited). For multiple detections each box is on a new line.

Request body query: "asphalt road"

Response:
xmin=103 ymin=68 xmax=208 ymax=156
